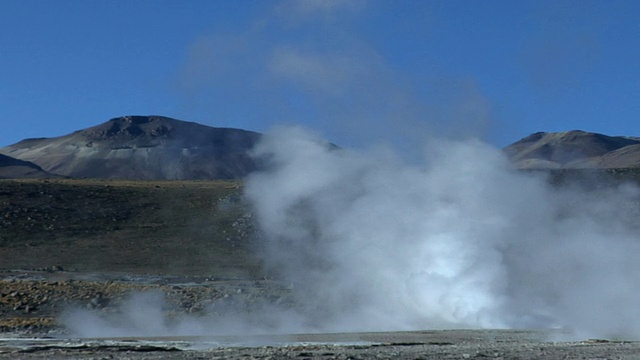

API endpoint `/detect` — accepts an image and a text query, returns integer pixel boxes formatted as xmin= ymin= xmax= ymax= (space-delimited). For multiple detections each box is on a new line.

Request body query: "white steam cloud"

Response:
xmin=62 ymin=291 xmax=310 ymax=338
xmin=63 ymin=127 xmax=640 ymax=340
xmin=57 ymin=0 xmax=637 ymax=341
xmin=244 ymin=126 xmax=640 ymax=339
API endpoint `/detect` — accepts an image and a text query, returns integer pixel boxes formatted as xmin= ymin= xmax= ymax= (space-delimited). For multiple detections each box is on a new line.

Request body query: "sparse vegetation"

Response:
xmin=3 ymin=170 xmax=640 ymax=276
xmin=0 ymin=179 xmax=260 ymax=277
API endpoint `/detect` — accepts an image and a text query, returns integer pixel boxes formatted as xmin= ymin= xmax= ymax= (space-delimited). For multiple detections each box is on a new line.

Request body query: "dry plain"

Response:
xmin=2 ymin=175 xmax=640 ymax=359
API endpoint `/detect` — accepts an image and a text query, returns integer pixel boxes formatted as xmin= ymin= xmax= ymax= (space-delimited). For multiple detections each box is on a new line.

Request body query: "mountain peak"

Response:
xmin=1 ymin=116 xmax=261 ymax=180
xmin=505 ymin=130 xmax=640 ymax=169
xmin=80 ymin=115 xmax=190 ymax=142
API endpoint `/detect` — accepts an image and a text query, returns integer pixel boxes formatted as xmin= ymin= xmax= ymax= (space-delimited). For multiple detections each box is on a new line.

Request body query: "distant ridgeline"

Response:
xmin=2 ymin=118 xmax=640 ymax=179
xmin=504 ymin=130 xmax=640 ymax=169
xmin=0 ymin=153 xmax=57 ymax=179
xmin=0 ymin=116 xmax=261 ymax=180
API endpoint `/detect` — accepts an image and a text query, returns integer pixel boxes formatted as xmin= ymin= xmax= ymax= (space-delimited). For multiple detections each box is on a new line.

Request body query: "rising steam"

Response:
xmin=244 ymin=126 xmax=640 ymax=339
xmin=63 ymin=127 xmax=640 ymax=340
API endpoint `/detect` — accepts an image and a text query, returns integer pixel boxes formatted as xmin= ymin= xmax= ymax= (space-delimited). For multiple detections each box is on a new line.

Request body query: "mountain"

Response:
xmin=6 ymin=117 xmax=640 ymax=177
xmin=0 ymin=153 xmax=58 ymax=179
xmin=504 ymin=130 xmax=640 ymax=169
xmin=0 ymin=116 xmax=261 ymax=180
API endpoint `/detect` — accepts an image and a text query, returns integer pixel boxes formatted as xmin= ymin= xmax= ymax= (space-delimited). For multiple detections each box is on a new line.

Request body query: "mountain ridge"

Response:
xmin=504 ymin=130 xmax=640 ymax=169
xmin=4 ymin=116 xmax=640 ymax=178
xmin=1 ymin=115 xmax=261 ymax=180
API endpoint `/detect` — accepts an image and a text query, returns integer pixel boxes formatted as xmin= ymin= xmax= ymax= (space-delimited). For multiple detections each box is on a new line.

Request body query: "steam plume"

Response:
xmin=244 ymin=126 xmax=640 ymax=339
xmin=63 ymin=127 xmax=640 ymax=340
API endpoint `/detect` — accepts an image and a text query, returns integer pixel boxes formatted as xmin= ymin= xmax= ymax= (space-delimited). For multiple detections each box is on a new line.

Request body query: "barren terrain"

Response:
xmin=2 ymin=173 xmax=640 ymax=358
xmin=0 ymin=178 xmax=259 ymax=275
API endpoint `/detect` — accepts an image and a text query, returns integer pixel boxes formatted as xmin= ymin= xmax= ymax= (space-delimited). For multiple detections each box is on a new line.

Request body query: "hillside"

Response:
xmin=3 ymin=169 xmax=640 ymax=276
xmin=0 ymin=154 xmax=57 ymax=179
xmin=504 ymin=130 xmax=640 ymax=169
xmin=0 ymin=116 xmax=261 ymax=180
xmin=0 ymin=179 xmax=260 ymax=276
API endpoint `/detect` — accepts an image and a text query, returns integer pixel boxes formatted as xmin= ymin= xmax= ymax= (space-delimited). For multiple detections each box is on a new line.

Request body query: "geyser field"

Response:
xmin=3 ymin=128 xmax=640 ymax=358
xmin=60 ymin=128 xmax=640 ymax=337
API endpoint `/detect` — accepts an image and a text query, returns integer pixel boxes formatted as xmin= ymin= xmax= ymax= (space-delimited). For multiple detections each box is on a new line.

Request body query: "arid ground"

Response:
xmin=2 ymin=175 xmax=640 ymax=359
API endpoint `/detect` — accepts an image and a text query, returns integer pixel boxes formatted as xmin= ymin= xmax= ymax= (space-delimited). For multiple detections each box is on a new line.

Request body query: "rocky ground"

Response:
xmin=0 ymin=269 xmax=291 ymax=335
xmin=2 ymin=329 xmax=640 ymax=359
xmin=2 ymin=270 xmax=640 ymax=359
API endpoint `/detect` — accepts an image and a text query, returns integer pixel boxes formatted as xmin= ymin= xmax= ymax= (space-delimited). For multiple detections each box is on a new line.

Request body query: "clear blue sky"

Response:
xmin=2 ymin=0 xmax=639 ymax=150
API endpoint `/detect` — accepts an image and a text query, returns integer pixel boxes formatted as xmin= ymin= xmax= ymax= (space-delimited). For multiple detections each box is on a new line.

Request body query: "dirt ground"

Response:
xmin=2 ymin=329 xmax=640 ymax=359
xmin=0 ymin=179 xmax=260 ymax=276
xmin=3 ymin=177 xmax=640 ymax=358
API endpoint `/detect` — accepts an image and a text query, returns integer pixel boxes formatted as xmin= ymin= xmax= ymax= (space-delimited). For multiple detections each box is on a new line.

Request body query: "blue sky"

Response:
xmin=1 ymin=0 xmax=639 ymax=150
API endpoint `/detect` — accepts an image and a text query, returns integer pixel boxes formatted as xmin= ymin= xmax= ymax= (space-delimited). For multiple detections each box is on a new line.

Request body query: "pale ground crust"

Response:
xmin=2 ymin=330 xmax=640 ymax=359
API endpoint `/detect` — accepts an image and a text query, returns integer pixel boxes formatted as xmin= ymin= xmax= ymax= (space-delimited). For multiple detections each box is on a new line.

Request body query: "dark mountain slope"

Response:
xmin=0 ymin=153 xmax=58 ymax=179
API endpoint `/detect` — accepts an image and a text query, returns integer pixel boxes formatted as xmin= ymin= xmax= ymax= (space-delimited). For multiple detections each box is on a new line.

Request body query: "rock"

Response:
xmin=88 ymin=293 xmax=110 ymax=309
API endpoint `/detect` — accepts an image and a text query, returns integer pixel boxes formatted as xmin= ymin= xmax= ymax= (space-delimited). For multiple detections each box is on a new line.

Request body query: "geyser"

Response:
xmin=244 ymin=126 xmax=640 ymax=339
xmin=63 ymin=127 xmax=640 ymax=340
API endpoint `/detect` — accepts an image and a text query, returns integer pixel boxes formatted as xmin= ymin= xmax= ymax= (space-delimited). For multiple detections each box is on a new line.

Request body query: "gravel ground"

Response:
xmin=1 ymin=330 xmax=640 ymax=359
xmin=2 ymin=270 xmax=640 ymax=359
xmin=0 ymin=269 xmax=291 ymax=335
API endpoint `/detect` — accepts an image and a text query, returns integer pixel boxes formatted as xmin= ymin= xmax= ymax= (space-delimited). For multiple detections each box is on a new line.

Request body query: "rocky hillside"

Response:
xmin=504 ymin=130 xmax=640 ymax=169
xmin=0 ymin=154 xmax=58 ymax=179
xmin=0 ymin=116 xmax=261 ymax=180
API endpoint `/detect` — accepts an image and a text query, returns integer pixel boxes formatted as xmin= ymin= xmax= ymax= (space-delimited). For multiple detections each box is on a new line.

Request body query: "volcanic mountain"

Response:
xmin=504 ymin=130 xmax=640 ymax=169
xmin=0 ymin=116 xmax=261 ymax=179
xmin=0 ymin=154 xmax=57 ymax=179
